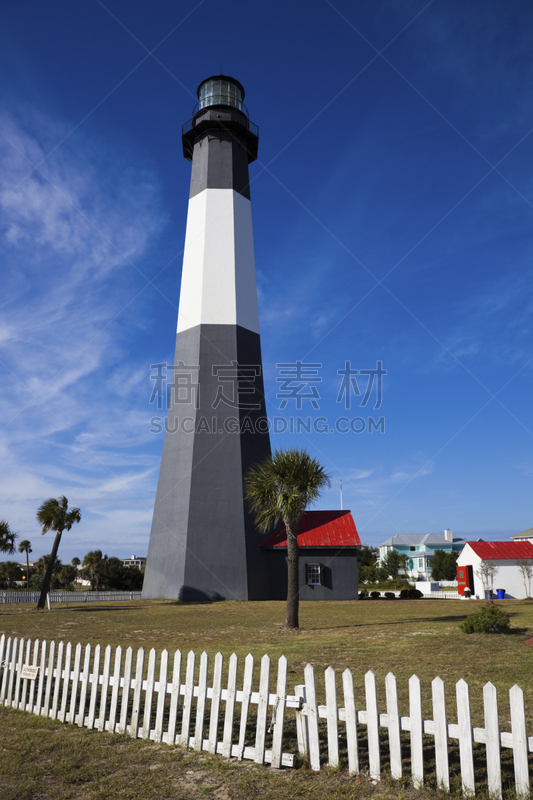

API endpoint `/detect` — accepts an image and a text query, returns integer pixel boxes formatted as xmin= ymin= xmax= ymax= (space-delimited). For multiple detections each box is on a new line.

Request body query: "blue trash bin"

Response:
xmin=496 ymin=589 xmax=505 ymax=600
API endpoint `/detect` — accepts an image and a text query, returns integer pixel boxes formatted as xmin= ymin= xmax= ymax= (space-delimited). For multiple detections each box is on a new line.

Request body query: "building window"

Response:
xmin=410 ymin=546 xmax=416 ymax=551
xmin=306 ymin=563 xmax=322 ymax=586
xmin=418 ymin=558 xmax=424 ymax=569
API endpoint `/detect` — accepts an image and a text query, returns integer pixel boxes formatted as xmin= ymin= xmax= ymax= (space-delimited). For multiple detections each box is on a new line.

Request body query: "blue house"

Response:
xmin=378 ymin=530 xmax=467 ymax=580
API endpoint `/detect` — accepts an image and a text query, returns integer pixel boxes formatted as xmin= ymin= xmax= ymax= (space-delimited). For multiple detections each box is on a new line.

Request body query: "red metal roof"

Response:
xmin=466 ymin=541 xmax=533 ymax=560
xmin=260 ymin=510 xmax=361 ymax=549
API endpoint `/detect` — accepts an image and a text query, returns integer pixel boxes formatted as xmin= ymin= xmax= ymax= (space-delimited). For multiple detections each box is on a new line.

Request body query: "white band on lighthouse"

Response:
xmin=177 ymin=188 xmax=260 ymax=334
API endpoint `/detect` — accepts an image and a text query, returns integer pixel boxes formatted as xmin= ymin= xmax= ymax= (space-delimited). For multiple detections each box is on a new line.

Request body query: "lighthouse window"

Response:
xmin=199 ymin=80 xmax=243 ymax=111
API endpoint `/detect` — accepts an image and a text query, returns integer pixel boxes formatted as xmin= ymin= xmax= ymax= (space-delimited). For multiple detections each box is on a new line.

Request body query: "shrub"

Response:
xmin=400 ymin=588 xmax=423 ymax=599
xmin=384 ymin=591 xmax=395 ymax=599
xmin=460 ymin=605 xmax=511 ymax=634
xmin=370 ymin=591 xmax=381 ymax=599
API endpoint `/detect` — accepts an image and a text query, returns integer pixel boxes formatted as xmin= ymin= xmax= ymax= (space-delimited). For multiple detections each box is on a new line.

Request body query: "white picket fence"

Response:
xmin=1 ymin=591 xmax=142 ymax=604
xmin=0 ymin=634 xmax=531 ymax=797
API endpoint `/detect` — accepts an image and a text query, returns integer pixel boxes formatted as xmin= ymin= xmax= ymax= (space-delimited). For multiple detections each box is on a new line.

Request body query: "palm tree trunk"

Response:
xmin=285 ymin=523 xmax=300 ymax=629
xmin=36 ymin=531 xmax=62 ymax=610
xmin=26 ymin=552 xmax=30 ymax=586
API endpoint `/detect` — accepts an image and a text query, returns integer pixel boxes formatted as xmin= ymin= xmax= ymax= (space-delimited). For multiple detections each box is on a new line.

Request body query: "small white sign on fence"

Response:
xmin=20 ymin=665 xmax=39 ymax=680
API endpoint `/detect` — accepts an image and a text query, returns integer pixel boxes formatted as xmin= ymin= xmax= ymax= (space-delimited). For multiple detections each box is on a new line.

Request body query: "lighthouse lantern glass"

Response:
xmin=198 ymin=80 xmax=243 ymax=111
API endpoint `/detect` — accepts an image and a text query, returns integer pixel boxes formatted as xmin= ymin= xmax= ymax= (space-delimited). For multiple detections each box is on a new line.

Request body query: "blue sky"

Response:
xmin=1 ymin=0 xmax=532 ymax=563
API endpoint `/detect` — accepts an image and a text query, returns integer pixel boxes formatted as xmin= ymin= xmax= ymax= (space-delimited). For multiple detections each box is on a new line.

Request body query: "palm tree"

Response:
xmin=18 ymin=540 xmax=32 ymax=585
xmin=0 ymin=521 xmax=17 ymax=554
xmin=82 ymin=550 xmax=105 ymax=591
xmin=245 ymin=449 xmax=330 ymax=629
xmin=36 ymin=497 xmax=81 ymax=610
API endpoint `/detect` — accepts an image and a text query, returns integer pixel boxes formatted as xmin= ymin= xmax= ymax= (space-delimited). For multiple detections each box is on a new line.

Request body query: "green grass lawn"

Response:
xmin=1 ymin=598 xmax=533 ymax=799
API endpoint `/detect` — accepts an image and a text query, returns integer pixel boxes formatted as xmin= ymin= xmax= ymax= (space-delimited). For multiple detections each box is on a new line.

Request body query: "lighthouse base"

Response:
xmin=142 ymin=323 xmax=271 ymax=601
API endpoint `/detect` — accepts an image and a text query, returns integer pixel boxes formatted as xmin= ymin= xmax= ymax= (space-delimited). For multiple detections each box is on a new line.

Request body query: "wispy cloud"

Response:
xmin=0 ymin=107 xmax=166 ymax=558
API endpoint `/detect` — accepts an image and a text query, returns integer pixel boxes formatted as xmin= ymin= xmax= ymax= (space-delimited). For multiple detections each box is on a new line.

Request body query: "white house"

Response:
xmin=378 ymin=530 xmax=467 ymax=580
xmin=456 ymin=541 xmax=533 ymax=599
xmin=510 ymin=527 xmax=533 ymax=544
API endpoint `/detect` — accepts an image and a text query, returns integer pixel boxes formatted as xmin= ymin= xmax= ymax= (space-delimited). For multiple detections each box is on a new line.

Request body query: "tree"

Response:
xmin=101 ymin=557 xmax=144 ymax=590
xmin=379 ymin=550 xmax=408 ymax=580
xmin=56 ymin=564 xmax=78 ymax=589
xmin=82 ymin=550 xmax=105 ymax=590
xmin=515 ymin=560 xmax=533 ymax=598
xmin=0 ymin=561 xmax=23 ymax=587
xmin=0 ymin=521 xmax=17 ymax=554
xmin=358 ymin=545 xmax=379 ymax=584
xmin=431 ymin=549 xmax=458 ymax=581
xmin=18 ymin=539 xmax=32 ymax=585
xmin=36 ymin=496 xmax=81 ymax=609
xmin=245 ymin=448 xmax=330 ymax=629
xmin=475 ymin=560 xmax=499 ymax=603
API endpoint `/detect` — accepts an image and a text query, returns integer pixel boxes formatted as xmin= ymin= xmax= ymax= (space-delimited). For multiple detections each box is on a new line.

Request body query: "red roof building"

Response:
xmin=260 ymin=510 xmax=361 ymax=549
xmin=456 ymin=540 xmax=533 ymax=599
xmin=260 ymin=510 xmax=361 ymax=601
xmin=466 ymin=541 xmax=533 ymax=560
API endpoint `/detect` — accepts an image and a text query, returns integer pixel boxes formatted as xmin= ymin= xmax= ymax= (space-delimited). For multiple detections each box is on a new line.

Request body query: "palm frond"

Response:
xmin=245 ymin=448 xmax=330 ymax=533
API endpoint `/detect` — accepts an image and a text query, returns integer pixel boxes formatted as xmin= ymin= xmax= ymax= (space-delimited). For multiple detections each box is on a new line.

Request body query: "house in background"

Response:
xmin=510 ymin=527 xmax=533 ymax=544
xmin=456 ymin=541 xmax=533 ymax=598
xmin=260 ymin=510 xmax=361 ymax=600
xmin=122 ymin=555 xmax=146 ymax=570
xmin=378 ymin=530 xmax=467 ymax=580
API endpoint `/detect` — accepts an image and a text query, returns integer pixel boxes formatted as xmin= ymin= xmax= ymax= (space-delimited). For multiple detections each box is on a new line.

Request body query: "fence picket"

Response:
xmin=35 ymin=639 xmax=47 ymax=714
xmin=221 ymin=653 xmax=238 ymax=758
xmin=28 ymin=639 xmax=40 ymax=711
xmin=98 ymin=645 xmax=112 ymax=733
xmin=365 ymin=670 xmax=380 ymax=781
xmin=304 ymin=663 xmax=321 ymax=771
xmin=51 ymin=641 xmax=64 ymax=720
xmin=270 ymin=655 xmax=287 ymax=769
xmin=295 ymin=684 xmax=309 ymax=757
xmin=142 ymin=648 xmax=156 ymax=739
xmin=179 ymin=650 xmax=196 ymax=747
xmin=18 ymin=639 xmax=32 ymax=711
xmin=432 ymin=676 xmax=450 ymax=791
xmin=325 ymin=666 xmax=339 ymax=767
xmin=456 ymin=679 xmax=475 ymax=796
xmin=409 ymin=675 xmax=424 ymax=788
xmin=42 ymin=640 xmax=56 ymax=718
xmin=254 ymin=654 xmax=270 ymax=764
xmin=13 ymin=637 xmax=25 ymax=710
xmin=130 ymin=647 xmax=144 ymax=738
xmin=108 ymin=646 xmax=122 ymax=733
xmin=58 ymin=642 xmax=72 ymax=723
xmin=0 ymin=635 xmax=5 ymax=703
xmin=166 ymin=649 xmax=182 ymax=745
xmin=237 ymin=653 xmax=253 ymax=760
xmin=0 ymin=636 xmax=11 ymax=704
xmin=154 ymin=649 xmax=169 ymax=743
xmin=510 ymin=684 xmax=529 ymax=798
xmin=118 ymin=646 xmax=133 ymax=734
xmin=342 ymin=669 xmax=358 ymax=774
xmin=386 ymin=672 xmax=402 ymax=780
xmin=77 ymin=644 xmax=92 ymax=727
xmin=87 ymin=644 xmax=101 ymax=730
xmin=68 ymin=644 xmax=82 ymax=723
xmin=483 ymin=682 xmax=502 ymax=800
xmin=19 ymin=639 xmax=32 ymax=711
xmin=194 ymin=651 xmax=209 ymax=751
xmin=208 ymin=652 xmax=223 ymax=754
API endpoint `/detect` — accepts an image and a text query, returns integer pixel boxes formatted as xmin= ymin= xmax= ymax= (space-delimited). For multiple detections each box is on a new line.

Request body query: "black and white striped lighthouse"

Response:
xmin=142 ymin=76 xmax=271 ymax=601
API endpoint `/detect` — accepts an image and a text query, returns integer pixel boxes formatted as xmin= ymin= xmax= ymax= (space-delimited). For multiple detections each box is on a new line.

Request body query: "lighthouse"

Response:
xmin=142 ymin=76 xmax=271 ymax=601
